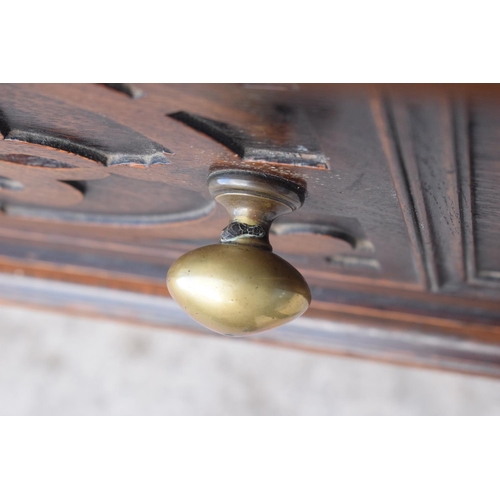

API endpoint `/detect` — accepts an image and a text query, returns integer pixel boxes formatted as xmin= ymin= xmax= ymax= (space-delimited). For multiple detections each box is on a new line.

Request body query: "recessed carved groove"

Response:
xmin=60 ymin=180 xmax=87 ymax=195
xmin=169 ymin=111 xmax=246 ymax=156
xmin=478 ymin=270 xmax=500 ymax=280
xmin=1 ymin=173 xmax=216 ymax=226
xmin=4 ymin=202 xmax=216 ymax=226
xmin=390 ymin=97 xmax=466 ymax=291
xmin=0 ymin=176 xmax=24 ymax=191
xmin=463 ymin=99 xmax=500 ymax=287
xmin=272 ymin=221 xmax=379 ymax=271
xmin=0 ymin=154 xmax=77 ymax=169
xmin=272 ymin=222 xmax=358 ymax=249
xmin=169 ymin=110 xmax=329 ymax=168
xmin=102 ymin=84 xmax=145 ymax=99
xmin=325 ymin=255 xmax=381 ymax=271
xmin=370 ymin=94 xmax=432 ymax=290
xmin=272 ymin=215 xmax=374 ymax=252
xmin=453 ymin=102 xmax=476 ymax=283
xmin=0 ymin=87 xmax=172 ymax=167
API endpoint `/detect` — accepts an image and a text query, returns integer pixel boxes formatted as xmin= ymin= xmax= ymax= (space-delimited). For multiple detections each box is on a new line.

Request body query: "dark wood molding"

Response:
xmin=0 ymin=85 xmax=171 ymax=166
xmin=1 ymin=272 xmax=499 ymax=379
xmin=101 ymin=83 xmax=145 ymax=99
xmin=0 ymin=84 xmax=499 ymax=376
xmin=169 ymin=109 xmax=329 ymax=169
xmin=370 ymin=92 xmax=430 ymax=289
xmin=454 ymin=100 xmax=477 ymax=285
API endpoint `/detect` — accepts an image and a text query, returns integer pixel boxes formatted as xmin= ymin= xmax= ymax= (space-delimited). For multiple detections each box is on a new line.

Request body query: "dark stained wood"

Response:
xmin=1 ymin=273 xmax=500 ymax=379
xmin=102 ymin=83 xmax=145 ymax=99
xmin=469 ymin=97 xmax=500 ymax=282
xmin=0 ymin=85 xmax=171 ymax=165
xmin=6 ymin=174 xmax=215 ymax=225
xmin=0 ymin=153 xmax=77 ymax=169
xmin=169 ymin=108 xmax=329 ymax=168
xmin=0 ymin=83 xmax=500 ymax=376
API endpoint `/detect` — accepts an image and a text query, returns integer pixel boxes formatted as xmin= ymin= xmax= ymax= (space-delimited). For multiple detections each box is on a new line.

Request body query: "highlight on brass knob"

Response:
xmin=167 ymin=169 xmax=311 ymax=336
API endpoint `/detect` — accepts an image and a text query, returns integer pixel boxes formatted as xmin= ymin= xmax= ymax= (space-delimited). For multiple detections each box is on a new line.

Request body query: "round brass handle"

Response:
xmin=167 ymin=170 xmax=311 ymax=336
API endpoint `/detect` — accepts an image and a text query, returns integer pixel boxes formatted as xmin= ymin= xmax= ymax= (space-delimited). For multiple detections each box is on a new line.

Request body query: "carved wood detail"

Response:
xmin=389 ymin=95 xmax=466 ymax=291
xmin=0 ymin=161 xmax=215 ymax=226
xmin=370 ymin=93 xmax=430 ymax=289
xmin=102 ymin=83 xmax=145 ymax=99
xmin=468 ymin=97 xmax=500 ymax=286
xmin=371 ymin=92 xmax=486 ymax=294
xmin=0 ymin=85 xmax=171 ymax=166
xmin=169 ymin=109 xmax=329 ymax=169
xmin=0 ymin=84 xmax=498 ymax=377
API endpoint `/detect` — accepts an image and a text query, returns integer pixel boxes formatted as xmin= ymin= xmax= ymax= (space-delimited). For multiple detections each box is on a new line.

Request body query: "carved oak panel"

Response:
xmin=0 ymin=83 xmax=499 ymax=376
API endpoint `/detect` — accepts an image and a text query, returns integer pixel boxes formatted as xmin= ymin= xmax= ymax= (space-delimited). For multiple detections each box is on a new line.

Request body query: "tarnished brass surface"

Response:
xmin=167 ymin=244 xmax=311 ymax=336
xmin=167 ymin=169 xmax=311 ymax=336
xmin=208 ymin=170 xmax=305 ymax=251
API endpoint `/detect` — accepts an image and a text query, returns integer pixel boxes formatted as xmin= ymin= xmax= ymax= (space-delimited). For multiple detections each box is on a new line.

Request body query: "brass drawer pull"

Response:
xmin=167 ymin=170 xmax=311 ymax=336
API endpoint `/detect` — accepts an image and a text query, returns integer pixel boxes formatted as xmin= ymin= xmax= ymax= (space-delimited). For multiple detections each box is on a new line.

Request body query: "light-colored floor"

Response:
xmin=0 ymin=304 xmax=499 ymax=415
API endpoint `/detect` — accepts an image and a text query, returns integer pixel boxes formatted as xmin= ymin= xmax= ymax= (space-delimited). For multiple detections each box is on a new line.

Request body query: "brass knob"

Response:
xmin=167 ymin=170 xmax=311 ymax=336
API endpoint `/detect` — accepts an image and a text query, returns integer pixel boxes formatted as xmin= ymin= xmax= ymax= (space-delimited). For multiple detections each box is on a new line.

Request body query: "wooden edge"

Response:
xmin=0 ymin=273 xmax=500 ymax=379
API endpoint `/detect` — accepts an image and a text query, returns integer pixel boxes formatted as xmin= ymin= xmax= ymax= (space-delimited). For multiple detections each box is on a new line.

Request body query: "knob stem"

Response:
xmin=208 ymin=169 xmax=305 ymax=251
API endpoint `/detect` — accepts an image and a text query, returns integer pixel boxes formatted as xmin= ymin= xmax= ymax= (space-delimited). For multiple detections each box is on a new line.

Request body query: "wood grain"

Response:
xmin=169 ymin=108 xmax=329 ymax=168
xmin=0 ymin=272 xmax=499 ymax=379
xmin=0 ymin=83 xmax=499 ymax=375
xmin=0 ymin=85 xmax=171 ymax=166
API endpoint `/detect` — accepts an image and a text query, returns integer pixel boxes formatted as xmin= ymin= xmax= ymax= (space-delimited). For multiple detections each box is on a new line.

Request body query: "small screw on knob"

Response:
xmin=167 ymin=169 xmax=311 ymax=336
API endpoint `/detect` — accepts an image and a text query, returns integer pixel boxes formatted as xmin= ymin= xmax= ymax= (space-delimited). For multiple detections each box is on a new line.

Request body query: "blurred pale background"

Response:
xmin=0 ymin=304 xmax=499 ymax=415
